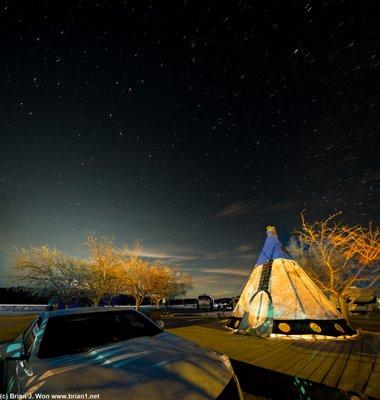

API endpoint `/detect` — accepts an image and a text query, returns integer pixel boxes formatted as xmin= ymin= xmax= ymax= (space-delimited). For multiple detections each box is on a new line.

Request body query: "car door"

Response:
xmin=5 ymin=317 xmax=41 ymax=394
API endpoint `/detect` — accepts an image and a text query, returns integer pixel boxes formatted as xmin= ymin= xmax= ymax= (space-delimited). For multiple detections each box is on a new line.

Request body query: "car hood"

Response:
xmin=23 ymin=332 xmax=232 ymax=399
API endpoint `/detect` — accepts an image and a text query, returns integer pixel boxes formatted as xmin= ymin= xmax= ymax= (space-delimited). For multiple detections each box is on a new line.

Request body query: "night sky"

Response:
xmin=0 ymin=1 xmax=379 ymax=297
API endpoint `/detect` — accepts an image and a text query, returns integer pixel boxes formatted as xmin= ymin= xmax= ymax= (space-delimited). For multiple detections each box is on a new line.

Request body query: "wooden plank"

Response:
xmin=307 ymin=341 xmax=340 ymax=384
xmin=353 ymin=338 xmax=374 ymax=394
xmin=219 ymin=337 xmax=286 ymax=367
xmin=236 ymin=338 xmax=294 ymax=366
xmin=334 ymin=339 xmax=362 ymax=392
xmin=169 ymin=326 xmax=282 ymax=364
xmin=299 ymin=341 xmax=338 ymax=381
xmin=365 ymin=352 xmax=380 ymax=397
xmin=356 ymin=355 xmax=375 ymax=394
xmin=215 ymin=332 xmax=269 ymax=351
xmin=364 ymin=370 xmax=380 ymax=399
xmin=259 ymin=340 xmax=316 ymax=374
xmin=215 ymin=337 xmax=269 ymax=361
xmin=283 ymin=340 xmax=331 ymax=378
xmin=369 ymin=332 xmax=380 ymax=354
xmin=227 ymin=340 xmax=278 ymax=363
xmin=260 ymin=341 xmax=314 ymax=372
xmin=322 ymin=340 xmax=354 ymax=388
xmin=361 ymin=333 xmax=375 ymax=355
xmin=172 ymin=325 xmax=312 ymax=372
xmin=169 ymin=324 xmax=379 ymax=397
xmin=207 ymin=331 xmax=271 ymax=357
xmin=169 ymin=326 xmax=224 ymax=344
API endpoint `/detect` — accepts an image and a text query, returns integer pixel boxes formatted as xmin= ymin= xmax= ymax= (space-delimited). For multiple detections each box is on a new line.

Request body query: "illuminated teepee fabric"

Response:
xmin=227 ymin=226 xmax=357 ymax=338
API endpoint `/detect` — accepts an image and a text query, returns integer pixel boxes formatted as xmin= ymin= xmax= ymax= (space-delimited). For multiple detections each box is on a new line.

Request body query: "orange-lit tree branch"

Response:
xmin=290 ymin=212 xmax=380 ymax=320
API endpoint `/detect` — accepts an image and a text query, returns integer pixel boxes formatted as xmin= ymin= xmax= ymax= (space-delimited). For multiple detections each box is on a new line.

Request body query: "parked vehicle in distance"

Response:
xmin=0 ymin=307 xmax=242 ymax=399
xmin=346 ymin=287 xmax=377 ymax=315
xmin=197 ymin=294 xmax=214 ymax=311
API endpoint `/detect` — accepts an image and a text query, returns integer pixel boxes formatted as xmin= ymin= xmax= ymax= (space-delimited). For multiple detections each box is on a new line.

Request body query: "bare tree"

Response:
xmin=289 ymin=212 xmax=380 ymax=320
xmin=83 ymin=235 xmax=124 ymax=306
xmin=11 ymin=246 xmax=85 ymax=307
xmin=10 ymin=237 xmax=194 ymax=312
xmin=150 ymin=264 xmax=172 ymax=308
xmin=117 ymin=243 xmax=193 ymax=310
xmin=162 ymin=270 xmax=193 ymax=309
xmin=118 ymin=246 xmax=158 ymax=310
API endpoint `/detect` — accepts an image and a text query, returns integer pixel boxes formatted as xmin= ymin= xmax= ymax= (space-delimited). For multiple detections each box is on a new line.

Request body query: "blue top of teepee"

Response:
xmin=255 ymin=226 xmax=293 ymax=266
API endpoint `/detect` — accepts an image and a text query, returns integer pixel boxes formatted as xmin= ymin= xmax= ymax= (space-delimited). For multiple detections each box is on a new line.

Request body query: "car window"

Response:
xmin=38 ymin=310 xmax=162 ymax=359
xmin=23 ymin=318 xmax=41 ymax=357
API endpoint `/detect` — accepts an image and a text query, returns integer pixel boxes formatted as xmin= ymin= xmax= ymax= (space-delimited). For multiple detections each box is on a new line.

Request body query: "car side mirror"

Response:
xmin=4 ymin=342 xmax=27 ymax=361
xmin=156 ymin=319 xmax=164 ymax=329
xmin=6 ymin=353 xmax=27 ymax=361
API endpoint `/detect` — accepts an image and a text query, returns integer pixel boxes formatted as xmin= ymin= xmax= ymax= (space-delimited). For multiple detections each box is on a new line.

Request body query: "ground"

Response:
xmin=0 ymin=313 xmax=36 ymax=343
xmin=1 ymin=311 xmax=379 ymax=399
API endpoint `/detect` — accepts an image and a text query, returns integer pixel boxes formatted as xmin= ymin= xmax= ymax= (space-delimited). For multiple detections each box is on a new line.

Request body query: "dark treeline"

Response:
xmin=0 ymin=287 xmax=138 ymax=306
xmin=0 ymin=287 xmax=199 ymax=307
xmin=0 ymin=288 xmax=232 ymax=308
xmin=0 ymin=287 xmax=49 ymax=304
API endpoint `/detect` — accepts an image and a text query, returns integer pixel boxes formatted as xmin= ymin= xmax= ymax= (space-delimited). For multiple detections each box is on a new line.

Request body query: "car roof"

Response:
xmin=41 ymin=306 xmax=139 ymax=319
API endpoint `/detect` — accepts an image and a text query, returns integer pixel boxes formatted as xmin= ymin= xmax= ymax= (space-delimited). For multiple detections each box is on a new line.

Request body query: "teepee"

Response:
xmin=227 ymin=226 xmax=357 ymax=338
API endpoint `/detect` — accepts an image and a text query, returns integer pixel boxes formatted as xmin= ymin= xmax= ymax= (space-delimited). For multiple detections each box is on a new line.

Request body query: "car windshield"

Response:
xmin=38 ymin=310 xmax=162 ymax=359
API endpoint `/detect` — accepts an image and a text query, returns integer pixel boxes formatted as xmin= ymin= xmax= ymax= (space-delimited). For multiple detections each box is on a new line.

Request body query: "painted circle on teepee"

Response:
xmin=309 ymin=322 xmax=322 ymax=333
xmin=248 ymin=291 xmax=271 ymax=329
xmin=278 ymin=322 xmax=291 ymax=333
xmin=334 ymin=323 xmax=345 ymax=333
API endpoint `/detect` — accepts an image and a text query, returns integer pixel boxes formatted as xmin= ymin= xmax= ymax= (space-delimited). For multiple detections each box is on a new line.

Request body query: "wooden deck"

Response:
xmin=167 ymin=323 xmax=380 ymax=399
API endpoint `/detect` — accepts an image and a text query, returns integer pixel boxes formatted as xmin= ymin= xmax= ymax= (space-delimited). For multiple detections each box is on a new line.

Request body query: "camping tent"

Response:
xmin=227 ymin=226 xmax=357 ymax=338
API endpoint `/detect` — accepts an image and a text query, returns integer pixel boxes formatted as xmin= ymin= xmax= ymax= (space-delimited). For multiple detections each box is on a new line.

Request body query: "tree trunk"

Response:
xmin=338 ymin=294 xmax=350 ymax=322
xmin=155 ymin=298 xmax=161 ymax=309
xmin=93 ymin=296 xmax=101 ymax=306
xmin=135 ymin=298 xmax=141 ymax=311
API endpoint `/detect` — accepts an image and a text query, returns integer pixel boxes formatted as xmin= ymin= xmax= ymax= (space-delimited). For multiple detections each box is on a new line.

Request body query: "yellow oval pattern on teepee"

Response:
xmin=309 ymin=322 xmax=322 ymax=333
xmin=334 ymin=323 xmax=345 ymax=333
xmin=248 ymin=291 xmax=271 ymax=329
xmin=278 ymin=323 xmax=291 ymax=333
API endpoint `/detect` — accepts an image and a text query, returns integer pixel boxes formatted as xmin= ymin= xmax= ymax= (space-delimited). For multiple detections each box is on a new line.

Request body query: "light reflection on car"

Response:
xmin=0 ymin=307 xmax=243 ymax=399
